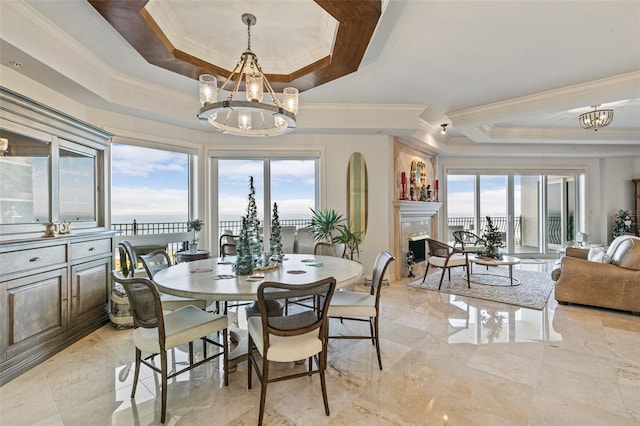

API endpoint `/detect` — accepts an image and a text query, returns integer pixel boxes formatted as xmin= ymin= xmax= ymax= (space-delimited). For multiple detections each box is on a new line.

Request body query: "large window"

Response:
xmin=111 ymin=143 xmax=191 ymax=232
xmin=214 ymin=156 xmax=318 ymax=248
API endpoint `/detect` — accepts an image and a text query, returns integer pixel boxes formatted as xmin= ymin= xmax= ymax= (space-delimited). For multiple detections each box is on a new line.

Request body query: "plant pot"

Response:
xmin=190 ymin=242 xmax=198 ymax=253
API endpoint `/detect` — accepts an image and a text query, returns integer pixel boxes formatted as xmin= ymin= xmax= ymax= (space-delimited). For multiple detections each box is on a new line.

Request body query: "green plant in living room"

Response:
xmin=481 ymin=216 xmax=504 ymax=258
xmin=334 ymin=223 xmax=364 ymax=261
xmin=307 ymin=208 xmax=344 ymax=242
xmin=612 ymin=209 xmax=637 ymax=238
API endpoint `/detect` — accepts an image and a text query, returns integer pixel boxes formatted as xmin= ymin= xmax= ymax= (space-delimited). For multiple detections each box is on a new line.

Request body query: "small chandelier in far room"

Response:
xmin=578 ymin=105 xmax=614 ymax=131
xmin=197 ymin=13 xmax=298 ymax=137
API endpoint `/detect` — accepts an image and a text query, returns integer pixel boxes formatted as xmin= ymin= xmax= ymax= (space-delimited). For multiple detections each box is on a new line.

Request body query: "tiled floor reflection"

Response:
xmin=1 ymin=263 xmax=639 ymax=425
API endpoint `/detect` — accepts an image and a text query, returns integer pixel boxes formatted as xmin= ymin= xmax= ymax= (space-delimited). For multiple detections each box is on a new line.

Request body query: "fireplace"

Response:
xmin=393 ymin=200 xmax=442 ymax=279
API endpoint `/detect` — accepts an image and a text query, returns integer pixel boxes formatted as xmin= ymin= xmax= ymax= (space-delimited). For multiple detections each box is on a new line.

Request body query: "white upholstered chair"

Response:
xmin=422 ymin=238 xmax=470 ymax=290
xmin=247 ymin=278 xmax=336 ymax=426
xmin=328 ymin=251 xmax=395 ymax=370
xmin=111 ymin=271 xmax=228 ymax=424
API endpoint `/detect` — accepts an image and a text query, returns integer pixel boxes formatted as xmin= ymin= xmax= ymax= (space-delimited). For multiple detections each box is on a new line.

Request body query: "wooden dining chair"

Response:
xmin=112 ymin=271 xmax=229 ymax=424
xmin=422 ymin=238 xmax=471 ymax=290
xmin=139 ymin=249 xmax=208 ymax=311
xmin=247 ymin=278 xmax=336 ymax=426
xmin=328 ymin=251 xmax=395 ymax=370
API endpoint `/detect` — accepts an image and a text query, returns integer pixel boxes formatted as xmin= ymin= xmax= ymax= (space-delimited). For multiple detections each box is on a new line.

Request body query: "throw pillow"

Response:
xmin=588 ymin=247 xmax=611 ymax=264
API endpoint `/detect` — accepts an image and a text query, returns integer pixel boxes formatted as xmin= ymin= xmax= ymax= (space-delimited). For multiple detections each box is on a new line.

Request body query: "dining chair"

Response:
xmin=111 ymin=271 xmax=229 ymax=424
xmin=219 ymin=231 xmax=238 ymax=257
xmin=328 ymin=251 xmax=395 ymax=370
xmin=118 ymin=240 xmax=147 ymax=278
xmin=282 ymin=241 xmax=346 ymax=315
xmin=314 ymin=241 xmax=346 ymax=258
xmin=139 ymin=249 xmax=208 ymax=311
xmin=247 ymin=278 xmax=336 ymax=426
xmin=422 ymin=238 xmax=471 ymax=290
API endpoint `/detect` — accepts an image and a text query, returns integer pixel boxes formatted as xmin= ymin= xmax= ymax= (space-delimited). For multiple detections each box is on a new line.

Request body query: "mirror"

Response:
xmin=347 ymin=152 xmax=368 ymax=239
xmin=411 ymin=159 xmax=426 ymax=188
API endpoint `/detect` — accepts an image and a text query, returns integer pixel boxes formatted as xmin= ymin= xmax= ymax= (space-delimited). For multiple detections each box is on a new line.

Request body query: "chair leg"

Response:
xmin=258 ymin=357 xmax=269 ymax=426
xmin=373 ymin=316 xmax=382 ymax=370
xmin=131 ymin=347 xmax=142 ymax=398
xmin=223 ymin=328 xmax=229 ymax=386
xmin=369 ymin=318 xmax=375 ymax=346
xmin=465 ymin=264 xmax=471 ymax=288
xmin=319 ymin=350 xmax=330 ymax=416
xmin=437 ymin=268 xmax=447 ymax=290
xmin=160 ymin=351 xmax=168 ymax=424
xmin=421 ymin=263 xmax=431 ymax=283
xmin=247 ymin=337 xmax=253 ymax=390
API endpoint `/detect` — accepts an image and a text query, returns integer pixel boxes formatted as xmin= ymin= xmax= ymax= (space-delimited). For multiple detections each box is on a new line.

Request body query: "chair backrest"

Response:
xmin=219 ymin=232 xmax=238 ymax=256
xmin=426 ymin=238 xmax=453 ymax=258
xmin=256 ymin=278 xmax=336 ymax=347
xmin=452 ymin=231 xmax=484 ymax=248
xmin=111 ymin=271 xmax=165 ymax=336
xmin=280 ymin=226 xmax=297 ymax=254
xmin=139 ymin=249 xmax=172 ymax=278
xmin=369 ymin=251 xmax=395 ymax=305
xmin=295 ymin=228 xmax=316 ymax=254
xmin=118 ymin=240 xmax=139 ymax=278
xmin=313 ymin=242 xmax=345 ymax=258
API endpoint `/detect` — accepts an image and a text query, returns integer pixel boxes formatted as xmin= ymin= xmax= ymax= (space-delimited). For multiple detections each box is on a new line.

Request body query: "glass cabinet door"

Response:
xmin=59 ymin=142 xmax=97 ymax=223
xmin=0 ymin=129 xmax=50 ymax=224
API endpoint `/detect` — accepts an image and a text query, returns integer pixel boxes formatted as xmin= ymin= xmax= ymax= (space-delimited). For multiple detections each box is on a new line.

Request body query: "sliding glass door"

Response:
xmin=446 ymin=171 xmax=583 ymax=256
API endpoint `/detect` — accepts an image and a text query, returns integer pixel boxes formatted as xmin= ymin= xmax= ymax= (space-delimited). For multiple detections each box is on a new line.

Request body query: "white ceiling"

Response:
xmin=1 ymin=0 xmax=639 ymax=151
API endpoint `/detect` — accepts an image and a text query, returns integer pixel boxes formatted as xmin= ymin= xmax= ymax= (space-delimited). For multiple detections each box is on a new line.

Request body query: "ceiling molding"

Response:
xmin=87 ymin=0 xmax=382 ymax=92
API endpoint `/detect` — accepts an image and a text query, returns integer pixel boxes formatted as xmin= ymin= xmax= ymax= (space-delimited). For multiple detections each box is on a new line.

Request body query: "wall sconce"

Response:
xmin=440 ymin=124 xmax=448 ymax=135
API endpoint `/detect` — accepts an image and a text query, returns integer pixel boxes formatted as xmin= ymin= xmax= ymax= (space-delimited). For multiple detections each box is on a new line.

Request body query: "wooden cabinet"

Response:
xmin=0 ymin=88 xmax=115 ymax=385
xmin=0 ymin=234 xmax=114 ymax=384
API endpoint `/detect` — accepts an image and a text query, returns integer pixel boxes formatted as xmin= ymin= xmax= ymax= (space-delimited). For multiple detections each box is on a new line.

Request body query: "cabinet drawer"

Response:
xmin=0 ymin=245 xmax=67 ymax=276
xmin=71 ymin=239 xmax=112 ymax=260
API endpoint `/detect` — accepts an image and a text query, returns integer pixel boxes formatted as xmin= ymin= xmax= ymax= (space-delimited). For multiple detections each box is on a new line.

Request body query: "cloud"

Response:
xmin=112 ymin=185 xmax=188 ymax=215
xmin=112 ymin=144 xmax=187 ymax=178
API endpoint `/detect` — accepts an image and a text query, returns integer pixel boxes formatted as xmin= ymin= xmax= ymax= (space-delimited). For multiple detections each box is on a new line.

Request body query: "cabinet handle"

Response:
xmin=29 ymin=256 xmax=42 ymax=262
xmin=88 ymin=247 xmax=96 ymax=252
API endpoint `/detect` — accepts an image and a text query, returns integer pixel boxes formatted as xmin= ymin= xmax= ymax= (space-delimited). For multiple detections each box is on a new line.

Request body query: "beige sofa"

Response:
xmin=551 ymin=235 xmax=640 ymax=314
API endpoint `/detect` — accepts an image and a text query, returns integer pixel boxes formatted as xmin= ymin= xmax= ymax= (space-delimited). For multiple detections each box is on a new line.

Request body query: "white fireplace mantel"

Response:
xmin=393 ymin=200 xmax=442 ymax=217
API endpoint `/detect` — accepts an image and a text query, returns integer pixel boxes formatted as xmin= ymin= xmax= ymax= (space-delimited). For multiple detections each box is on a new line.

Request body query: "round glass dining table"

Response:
xmin=153 ymin=254 xmax=364 ymax=301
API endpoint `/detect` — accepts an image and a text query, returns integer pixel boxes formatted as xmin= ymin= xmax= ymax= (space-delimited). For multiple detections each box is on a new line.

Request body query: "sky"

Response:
xmin=111 ymin=144 xmax=316 ymax=223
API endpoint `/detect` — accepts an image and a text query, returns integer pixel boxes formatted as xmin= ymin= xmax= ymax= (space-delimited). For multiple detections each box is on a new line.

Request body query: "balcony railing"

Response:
xmin=446 ymin=216 xmax=563 ymax=246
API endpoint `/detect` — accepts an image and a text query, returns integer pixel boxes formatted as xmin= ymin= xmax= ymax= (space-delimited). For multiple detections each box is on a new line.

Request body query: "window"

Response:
xmin=213 ymin=156 xmax=318 ymax=247
xmin=111 ymin=143 xmax=190 ymax=233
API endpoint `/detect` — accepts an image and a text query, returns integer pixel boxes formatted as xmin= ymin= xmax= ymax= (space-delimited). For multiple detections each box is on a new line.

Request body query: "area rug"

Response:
xmin=408 ymin=268 xmax=554 ymax=310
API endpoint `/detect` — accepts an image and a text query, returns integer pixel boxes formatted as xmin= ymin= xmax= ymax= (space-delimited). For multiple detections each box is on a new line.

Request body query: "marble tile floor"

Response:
xmin=2 ymin=263 xmax=639 ymax=425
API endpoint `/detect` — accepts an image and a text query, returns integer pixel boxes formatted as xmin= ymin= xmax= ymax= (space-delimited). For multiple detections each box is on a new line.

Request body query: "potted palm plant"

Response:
xmin=334 ymin=223 xmax=364 ymax=260
xmin=307 ymin=208 xmax=344 ymax=243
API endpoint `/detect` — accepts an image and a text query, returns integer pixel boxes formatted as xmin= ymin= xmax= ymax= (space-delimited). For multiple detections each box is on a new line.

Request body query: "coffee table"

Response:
xmin=469 ymin=255 xmax=521 ymax=286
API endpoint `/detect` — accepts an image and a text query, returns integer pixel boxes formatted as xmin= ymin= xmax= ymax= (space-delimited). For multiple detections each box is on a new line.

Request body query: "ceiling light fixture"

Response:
xmin=579 ymin=105 xmax=613 ymax=131
xmin=440 ymin=124 xmax=448 ymax=135
xmin=197 ymin=13 xmax=297 ymax=137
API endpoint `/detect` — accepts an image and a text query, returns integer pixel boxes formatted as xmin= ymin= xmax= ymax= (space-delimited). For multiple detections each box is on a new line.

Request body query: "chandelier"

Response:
xmin=578 ymin=105 xmax=614 ymax=131
xmin=197 ymin=13 xmax=298 ymax=137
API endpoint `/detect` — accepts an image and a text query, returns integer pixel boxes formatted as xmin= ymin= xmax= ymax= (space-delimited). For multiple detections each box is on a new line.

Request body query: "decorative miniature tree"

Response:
xmin=187 ymin=218 xmax=204 ymax=252
xmin=481 ymin=216 xmax=503 ymax=258
xmin=245 ymin=176 xmax=262 ymax=265
xmin=269 ymin=202 xmax=283 ymax=261
xmin=234 ymin=216 xmax=253 ymax=275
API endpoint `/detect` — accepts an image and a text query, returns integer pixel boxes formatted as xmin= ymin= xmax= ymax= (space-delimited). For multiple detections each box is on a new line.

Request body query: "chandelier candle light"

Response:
xmin=579 ymin=105 xmax=614 ymax=131
xmin=197 ymin=13 xmax=298 ymax=137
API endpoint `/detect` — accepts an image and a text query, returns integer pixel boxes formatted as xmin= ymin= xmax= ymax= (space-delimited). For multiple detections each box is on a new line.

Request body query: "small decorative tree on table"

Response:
xmin=481 ymin=216 xmax=503 ymax=258
xmin=269 ymin=202 xmax=283 ymax=262
xmin=187 ymin=219 xmax=204 ymax=252
xmin=234 ymin=216 xmax=253 ymax=275
xmin=246 ymin=176 xmax=262 ymax=265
